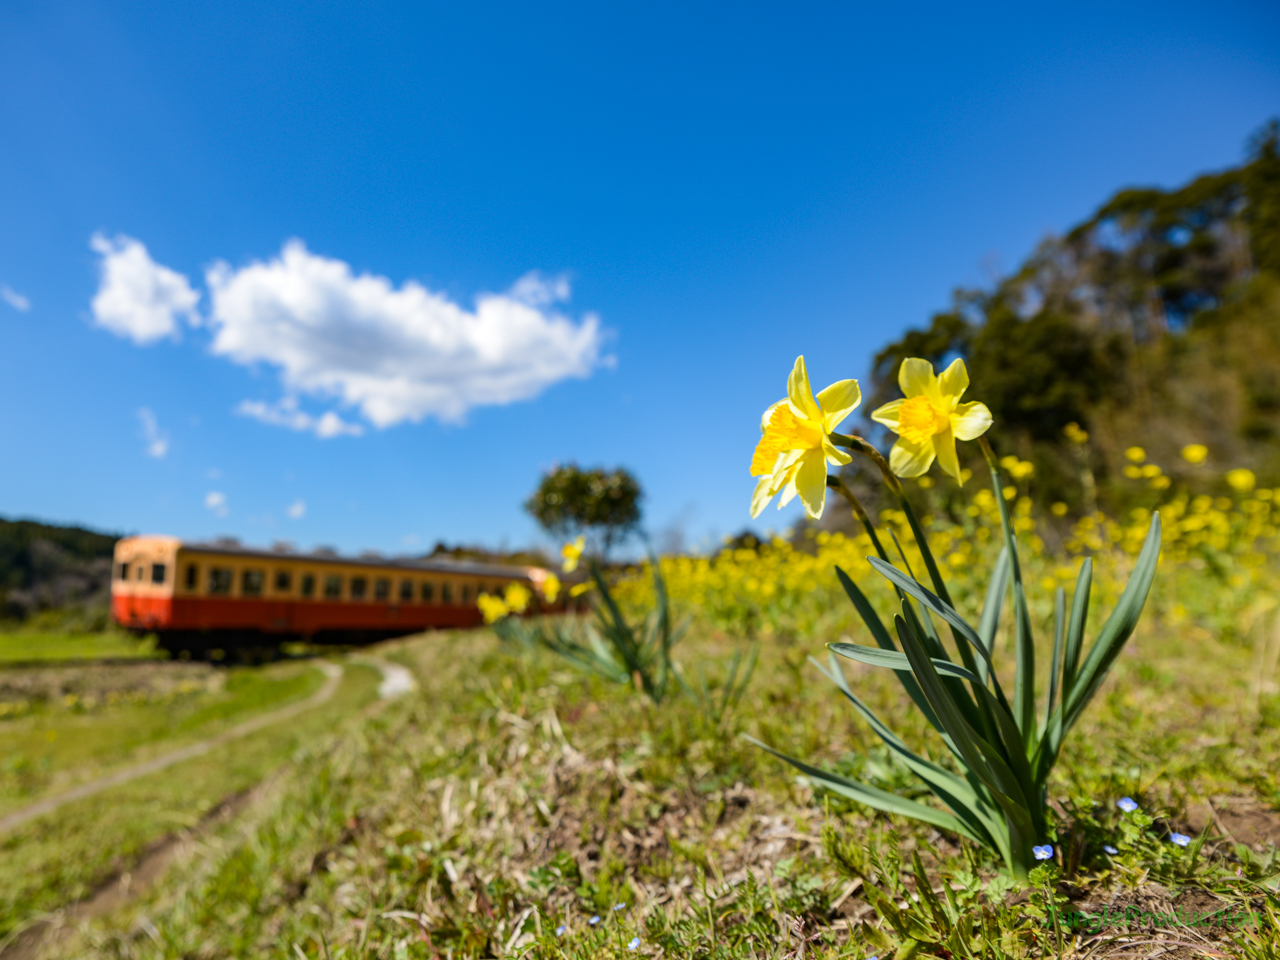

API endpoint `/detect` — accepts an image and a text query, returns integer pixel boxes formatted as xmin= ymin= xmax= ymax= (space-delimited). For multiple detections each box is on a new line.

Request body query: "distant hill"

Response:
xmin=863 ymin=120 xmax=1280 ymax=513
xmin=0 ymin=516 xmax=121 ymax=624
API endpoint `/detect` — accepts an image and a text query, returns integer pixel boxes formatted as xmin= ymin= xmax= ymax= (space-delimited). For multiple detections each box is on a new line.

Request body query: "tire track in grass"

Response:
xmin=0 ymin=654 xmax=420 ymax=960
xmin=0 ymin=663 xmax=344 ymax=836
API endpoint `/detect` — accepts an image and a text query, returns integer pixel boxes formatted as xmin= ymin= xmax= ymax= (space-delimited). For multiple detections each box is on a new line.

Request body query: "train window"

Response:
xmin=274 ymin=570 xmax=292 ymax=593
xmin=151 ymin=563 xmax=166 ymax=584
xmin=242 ymin=570 xmax=265 ymax=596
xmin=461 ymin=585 xmax=471 ymax=603
xmin=301 ymin=573 xmax=316 ymax=598
xmin=323 ymin=575 xmax=343 ymax=599
xmin=374 ymin=578 xmax=390 ymax=600
xmin=208 ymin=568 xmax=233 ymax=595
xmin=399 ymin=580 xmax=414 ymax=602
xmin=441 ymin=583 xmax=453 ymax=604
xmin=136 ymin=566 xmax=145 ymax=581
xmin=350 ymin=577 xmax=368 ymax=600
xmin=118 ymin=562 xmax=130 ymax=581
xmin=184 ymin=564 xmax=198 ymax=589
xmin=421 ymin=582 xmax=434 ymax=603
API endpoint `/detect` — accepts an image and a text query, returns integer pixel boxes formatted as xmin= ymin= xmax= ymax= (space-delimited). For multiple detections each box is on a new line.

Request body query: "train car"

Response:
xmin=111 ymin=535 xmax=552 ymax=652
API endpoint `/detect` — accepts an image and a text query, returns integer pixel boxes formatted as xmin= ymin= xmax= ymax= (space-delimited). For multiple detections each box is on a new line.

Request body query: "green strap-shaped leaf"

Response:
xmin=1065 ymin=515 xmax=1162 ymax=732
xmin=977 ymin=547 xmax=1011 ymax=684
xmin=814 ymin=654 xmax=1007 ymax=857
xmin=1061 ymin=557 xmax=1092 ymax=700
xmin=834 ymin=566 xmax=945 ymax=734
xmin=1043 ymin=587 xmax=1066 ymax=737
xmin=745 ymin=736 xmax=984 ymax=843
xmin=867 ymin=558 xmax=1018 ymax=725
xmin=982 ymin=458 xmax=1036 ymax=737
xmin=894 ymin=610 xmax=1040 ymax=868
xmin=829 ymin=642 xmax=984 ymax=684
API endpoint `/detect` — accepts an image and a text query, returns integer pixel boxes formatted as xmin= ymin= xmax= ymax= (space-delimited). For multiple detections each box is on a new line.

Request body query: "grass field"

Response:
xmin=0 ymin=629 xmax=162 ymax=665
xmin=0 ymin=658 xmax=328 ymax=817
xmin=0 ymin=655 xmax=382 ymax=944
xmin=36 ymin=614 xmax=1280 ymax=959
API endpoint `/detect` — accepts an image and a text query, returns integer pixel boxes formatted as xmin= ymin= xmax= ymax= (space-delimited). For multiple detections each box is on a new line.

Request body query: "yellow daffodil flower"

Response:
xmin=504 ymin=582 xmax=533 ymax=613
xmin=478 ymin=593 xmax=510 ymax=624
xmin=750 ymin=356 xmax=861 ymax=520
xmin=561 ymin=536 xmax=585 ymax=572
xmin=871 ymin=358 xmax=991 ymax=482
xmin=541 ymin=573 xmax=562 ymax=604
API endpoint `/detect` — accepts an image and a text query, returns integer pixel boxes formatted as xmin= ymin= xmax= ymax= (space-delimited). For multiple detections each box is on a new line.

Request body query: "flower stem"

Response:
xmin=825 ymin=475 xmax=892 ymax=564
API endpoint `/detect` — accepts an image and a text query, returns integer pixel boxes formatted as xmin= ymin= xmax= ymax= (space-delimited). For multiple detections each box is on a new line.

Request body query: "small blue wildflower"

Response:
xmin=1104 ymin=845 xmax=1118 ymax=855
xmin=628 ymin=938 xmax=641 ymax=950
xmin=1117 ymin=796 xmax=1138 ymax=813
xmin=555 ymin=925 xmax=566 ymax=936
xmin=589 ymin=915 xmax=600 ymax=925
xmin=614 ymin=902 xmax=626 ymax=911
xmin=1033 ymin=844 xmax=1054 ymax=861
xmin=1170 ymin=832 xmax=1191 ymax=847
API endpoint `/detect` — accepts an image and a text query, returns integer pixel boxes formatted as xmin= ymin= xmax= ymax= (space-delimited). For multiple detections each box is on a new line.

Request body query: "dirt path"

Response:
xmin=0 ymin=662 xmax=344 ymax=836
xmin=0 ymin=655 xmax=421 ymax=960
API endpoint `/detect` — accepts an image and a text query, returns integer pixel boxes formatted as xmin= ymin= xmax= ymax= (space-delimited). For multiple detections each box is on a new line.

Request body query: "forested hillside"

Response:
xmin=865 ymin=121 xmax=1280 ymax=514
xmin=0 ymin=517 xmax=120 ymax=624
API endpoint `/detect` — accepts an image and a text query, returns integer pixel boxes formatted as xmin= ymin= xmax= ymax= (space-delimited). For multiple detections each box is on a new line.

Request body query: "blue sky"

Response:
xmin=1 ymin=1 xmax=1278 ymax=557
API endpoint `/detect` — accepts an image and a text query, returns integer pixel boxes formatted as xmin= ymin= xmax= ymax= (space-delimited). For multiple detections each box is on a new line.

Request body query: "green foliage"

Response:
xmin=865 ymin=119 xmax=1280 ymax=510
xmin=0 ymin=516 xmax=119 ymax=623
xmin=523 ymin=464 xmax=643 ymax=557
xmin=496 ymin=557 xmax=685 ymax=703
xmin=755 ymin=448 xmax=1162 ymax=877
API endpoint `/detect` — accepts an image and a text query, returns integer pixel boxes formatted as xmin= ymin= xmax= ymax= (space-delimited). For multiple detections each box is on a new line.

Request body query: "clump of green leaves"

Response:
xmin=756 ymin=444 xmax=1162 ymax=877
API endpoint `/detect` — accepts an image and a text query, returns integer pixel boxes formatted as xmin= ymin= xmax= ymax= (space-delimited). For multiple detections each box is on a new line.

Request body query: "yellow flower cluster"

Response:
xmin=614 ymin=473 xmax=1280 ymax=647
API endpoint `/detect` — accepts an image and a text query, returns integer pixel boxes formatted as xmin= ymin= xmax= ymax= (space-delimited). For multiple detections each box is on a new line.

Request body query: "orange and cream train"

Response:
xmin=111 ymin=535 xmax=552 ymax=651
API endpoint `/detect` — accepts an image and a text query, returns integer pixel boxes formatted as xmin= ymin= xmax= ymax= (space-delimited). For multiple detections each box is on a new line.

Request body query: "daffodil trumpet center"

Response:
xmin=897 ymin=395 xmax=951 ymax=444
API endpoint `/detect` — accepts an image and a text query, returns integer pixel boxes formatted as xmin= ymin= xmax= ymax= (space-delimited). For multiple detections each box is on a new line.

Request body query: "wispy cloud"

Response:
xmin=204 ymin=491 xmax=228 ymax=516
xmin=90 ymin=233 xmax=200 ymax=344
xmin=205 ymin=241 xmax=607 ymax=427
xmin=236 ymin=397 xmax=364 ymax=438
xmin=287 ymin=499 xmax=306 ymax=519
xmin=137 ymin=407 xmax=169 ymax=458
xmin=1 ymin=285 xmax=30 ymax=312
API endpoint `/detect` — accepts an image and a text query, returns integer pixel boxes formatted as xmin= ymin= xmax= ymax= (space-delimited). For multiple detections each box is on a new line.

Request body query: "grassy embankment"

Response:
xmin=40 ymin=610 xmax=1280 ymax=960
xmin=0 ymin=629 xmax=162 ymax=665
xmin=0 ymin=643 xmax=382 ymax=942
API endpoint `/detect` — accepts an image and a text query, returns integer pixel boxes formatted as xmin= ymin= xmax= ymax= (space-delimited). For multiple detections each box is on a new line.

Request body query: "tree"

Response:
xmin=524 ymin=464 xmax=643 ymax=559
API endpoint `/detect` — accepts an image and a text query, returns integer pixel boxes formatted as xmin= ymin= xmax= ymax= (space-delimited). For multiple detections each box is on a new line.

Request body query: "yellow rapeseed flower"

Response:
xmin=750 ymin=356 xmax=861 ymax=519
xmin=1125 ymin=446 xmax=1146 ymax=463
xmin=871 ymin=358 xmax=991 ymax=482
xmin=1227 ymin=469 xmax=1257 ymax=493
xmin=1181 ymin=444 xmax=1208 ymax=465
xmin=1063 ymin=422 xmax=1089 ymax=444
xmin=561 ymin=536 xmax=586 ymax=572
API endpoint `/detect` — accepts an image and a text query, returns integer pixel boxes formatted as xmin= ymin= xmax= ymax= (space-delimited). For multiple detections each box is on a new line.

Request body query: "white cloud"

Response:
xmin=236 ymin=397 xmax=365 ymax=438
xmin=90 ymin=233 xmax=200 ymax=344
xmin=204 ymin=491 xmax=228 ymax=516
xmin=137 ymin=407 xmax=169 ymax=458
xmin=206 ymin=241 xmax=607 ymax=427
xmin=1 ymin=285 xmax=30 ymax=312
xmin=287 ymin=499 xmax=306 ymax=519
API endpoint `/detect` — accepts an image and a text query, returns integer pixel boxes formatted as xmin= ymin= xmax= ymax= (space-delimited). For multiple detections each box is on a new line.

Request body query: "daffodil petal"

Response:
xmin=889 ymin=435 xmax=935 ymax=477
xmin=750 ymin=474 xmax=776 ymax=518
xmin=822 ymin=437 xmax=853 ymax=466
xmin=951 ymin=400 xmax=993 ymax=441
xmin=786 ymin=356 xmax=822 ymax=422
xmin=778 ymin=475 xmax=798 ymax=507
xmin=816 ymin=379 xmax=861 ymax=432
xmin=870 ymin=398 xmax=904 ymax=431
xmin=933 ymin=425 xmax=961 ymax=481
xmin=794 ymin=450 xmax=828 ymax=519
xmin=759 ymin=399 xmax=786 ymax=433
xmin=898 ymin=358 xmax=937 ymax=400
xmin=937 ymin=357 xmax=969 ymax=402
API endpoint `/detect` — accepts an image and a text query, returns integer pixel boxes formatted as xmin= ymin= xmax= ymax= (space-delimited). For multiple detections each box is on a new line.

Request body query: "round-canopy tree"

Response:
xmin=524 ymin=464 xmax=642 ymax=560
